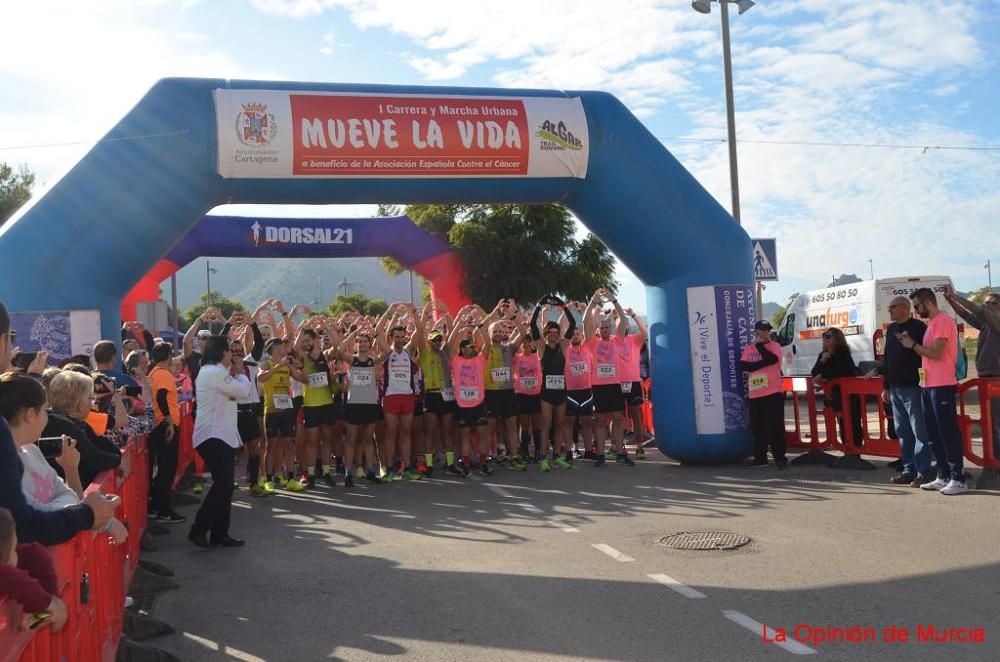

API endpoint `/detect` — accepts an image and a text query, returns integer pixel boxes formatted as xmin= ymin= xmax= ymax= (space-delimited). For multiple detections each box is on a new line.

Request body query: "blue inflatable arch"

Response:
xmin=0 ymin=78 xmax=753 ymax=463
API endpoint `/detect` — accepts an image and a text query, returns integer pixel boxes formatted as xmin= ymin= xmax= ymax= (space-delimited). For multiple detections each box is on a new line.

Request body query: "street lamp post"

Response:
xmin=206 ymin=259 xmax=218 ymax=331
xmin=987 ymin=259 xmax=993 ymax=290
xmin=693 ymin=0 xmax=757 ymax=312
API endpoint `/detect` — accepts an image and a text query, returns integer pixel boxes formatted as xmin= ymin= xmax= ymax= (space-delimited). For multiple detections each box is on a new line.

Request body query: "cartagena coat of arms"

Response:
xmin=235 ymin=102 xmax=278 ymax=146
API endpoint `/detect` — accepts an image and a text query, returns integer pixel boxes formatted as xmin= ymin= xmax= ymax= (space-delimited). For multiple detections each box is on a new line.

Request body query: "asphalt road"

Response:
xmin=141 ymin=450 xmax=999 ymax=662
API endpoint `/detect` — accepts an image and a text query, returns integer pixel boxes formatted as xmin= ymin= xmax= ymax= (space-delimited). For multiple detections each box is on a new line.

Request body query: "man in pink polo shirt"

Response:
xmin=898 ymin=288 xmax=968 ymax=495
xmin=738 ymin=320 xmax=787 ymax=469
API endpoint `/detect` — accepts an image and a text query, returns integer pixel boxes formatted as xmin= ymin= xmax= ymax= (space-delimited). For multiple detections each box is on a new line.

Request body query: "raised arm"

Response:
xmin=583 ymin=290 xmax=603 ymax=339
xmin=183 ymin=309 xmax=210 ymax=359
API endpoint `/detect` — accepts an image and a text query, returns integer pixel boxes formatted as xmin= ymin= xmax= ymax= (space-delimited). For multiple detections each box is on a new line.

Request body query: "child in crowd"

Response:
xmin=0 ymin=507 xmax=68 ymax=632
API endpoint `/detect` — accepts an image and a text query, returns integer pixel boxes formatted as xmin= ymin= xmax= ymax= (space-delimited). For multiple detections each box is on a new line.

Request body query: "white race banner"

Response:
xmin=214 ymin=89 xmax=589 ymax=179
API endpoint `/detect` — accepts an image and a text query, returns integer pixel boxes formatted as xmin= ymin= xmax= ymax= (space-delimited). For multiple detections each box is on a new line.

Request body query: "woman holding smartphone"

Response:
xmin=189 ymin=335 xmax=253 ymax=549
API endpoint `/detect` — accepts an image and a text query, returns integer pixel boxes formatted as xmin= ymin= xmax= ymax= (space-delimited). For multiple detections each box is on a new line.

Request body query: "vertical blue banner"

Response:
xmin=688 ymin=285 xmax=756 ymax=434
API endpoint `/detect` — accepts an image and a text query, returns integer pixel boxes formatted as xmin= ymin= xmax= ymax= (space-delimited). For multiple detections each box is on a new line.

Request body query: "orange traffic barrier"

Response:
xmin=1 ymin=437 xmax=148 ymax=662
xmin=957 ymin=377 xmax=1000 ymax=469
xmin=172 ymin=400 xmax=203 ymax=488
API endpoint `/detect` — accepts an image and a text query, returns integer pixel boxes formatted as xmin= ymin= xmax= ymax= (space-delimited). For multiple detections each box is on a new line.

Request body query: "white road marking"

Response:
xmin=547 ymin=518 xmax=580 ymax=533
xmin=486 ymin=485 xmax=514 ymax=498
xmin=647 ymin=573 xmax=707 ymax=599
xmin=591 ymin=543 xmax=635 ymax=562
xmin=722 ymin=611 xmax=817 ymax=655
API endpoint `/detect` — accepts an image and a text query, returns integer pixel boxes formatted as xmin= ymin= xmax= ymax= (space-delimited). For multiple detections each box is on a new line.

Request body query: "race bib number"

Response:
xmin=521 ymin=376 xmax=539 ymax=390
xmin=272 ymin=394 xmax=293 ymax=410
xmin=308 ymin=372 xmax=328 ymax=388
xmin=620 ymin=382 xmax=633 ymax=394
xmin=918 ymin=368 xmax=926 ymax=388
xmin=352 ymin=370 xmax=373 ymax=387
xmin=440 ymin=386 xmax=455 ymax=402
xmin=597 ymin=363 xmax=616 ymax=379
xmin=459 ymin=387 xmax=480 ymax=402
xmin=491 ymin=366 xmax=512 ymax=383
xmin=749 ymin=374 xmax=769 ymax=392
xmin=390 ymin=367 xmax=410 ymax=384
xmin=570 ymin=362 xmax=587 ymax=376
xmin=545 ymin=374 xmax=565 ymax=390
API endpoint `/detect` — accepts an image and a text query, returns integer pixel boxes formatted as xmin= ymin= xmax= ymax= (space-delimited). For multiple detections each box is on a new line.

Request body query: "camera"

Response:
xmin=37 ymin=436 xmax=64 ymax=459
xmin=124 ymin=386 xmax=143 ymax=398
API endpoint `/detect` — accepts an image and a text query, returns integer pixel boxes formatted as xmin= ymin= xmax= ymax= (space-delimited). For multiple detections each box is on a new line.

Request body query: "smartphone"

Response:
xmin=12 ymin=351 xmax=38 ymax=371
xmin=124 ymin=386 xmax=143 ymax=398
xmin=36 ymin=436 xmax=63 ymax=459
xmin=27 ymin=611 xmax=52 ymax=630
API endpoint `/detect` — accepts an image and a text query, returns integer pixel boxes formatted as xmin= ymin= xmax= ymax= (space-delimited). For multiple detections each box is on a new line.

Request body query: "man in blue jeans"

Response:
xmin=880 ymin=296 xmax=932 ymax=486
xmin=898 ymin=288 xmax=968 ymax=495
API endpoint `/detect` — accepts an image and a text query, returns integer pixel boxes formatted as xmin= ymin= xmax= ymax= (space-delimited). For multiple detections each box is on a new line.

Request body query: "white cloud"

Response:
xmin=319 ymin=30 xmax=336 ymax=55
xmin=0 ymin=2 xmax=276 ymax=185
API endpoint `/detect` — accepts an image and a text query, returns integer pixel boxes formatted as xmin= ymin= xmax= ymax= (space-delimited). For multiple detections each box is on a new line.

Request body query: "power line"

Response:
xmin=658 ymin=135 xmax=1000 ymax=153
xmin=0 ymin=128 xmax=191 ymax=152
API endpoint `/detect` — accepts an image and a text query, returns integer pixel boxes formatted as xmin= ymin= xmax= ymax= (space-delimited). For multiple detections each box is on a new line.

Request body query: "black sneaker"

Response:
xmin=594 ymin=455 xmax=606 ymax=467
xmin=344 ymin=474 xmax=354 ymax=488
xmin=156 ymin=512 xmax=187 ymax=524
xmin=424 ymin=466 xmax=434 ymax=478
xmin=583 ymin=450 xmax=597 ymax=460
xmin=323 ymin=472 xmax=336 ymax=487
xmin=887 ymin=459 xmax=903 ymax=470
xmin=775 ymin=459 xmax=788 ymax=471
xmin=461 ymin=463 xmax=471 ymax=478
xmin=445 ymin=464 xmax=462 ymax=476
xmin=890 ymin=473 xmax=915 ymax=485
xmin=306 ymin=475 xmax=317 ymax=488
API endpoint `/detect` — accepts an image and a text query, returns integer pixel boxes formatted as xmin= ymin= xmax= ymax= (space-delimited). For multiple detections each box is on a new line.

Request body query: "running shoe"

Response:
xmin=461 ymin=462 xmax=471 ymax=478
xmin=605 ymin=449 xmax=617 ymax=460
xmin=509 ymin=459 xmax=527 ymax=471
xmin=616 ymin=453 xmax=635 ymax=466
xmin=382 ymin=471 xmax=395 ymax=483
xmin=156 ymin=512 xmax=186 ymax=524
xmin=249 ymin=484 xmax=271 ymax=498
xmin=416 ymin=460 xmax=428 ymax=474
xmin=403 ymin=469 xmax=423 ymax=481
xmin=539 ymin=458 xmax=552 ymax=473
xmin=323 ymin=472 xmax=336 ymax=487
xmin=275 ymin=476 xmax=288 ymax=489
xmin=285 ymin=479 xmax=306 ymax=492
xmin=445 ymin=464 xmax=463 ymax=476
xmin=424 ymin=465 xmax=435 ymax=477
xmin=344 ymin=474 xmax=354 ymax=488
xmin=192 ymin=479 xmax=204 ymax=494
xmin=354 ymin=467 xmax=365 ymax=480
xmin=306 ymin=475 xmax=317 ymax=488
xmin=635 ymin=446 xmax=647 ymax=460
xmin=553 ymin=457 xmax=572 ymax=470
xmin=594 ymin=455 xmax=606 ymax=468
xmin=364 ymin=469 xmax=381 ymax=483
xmin=479 ymin=464 xmax=492 ymax=477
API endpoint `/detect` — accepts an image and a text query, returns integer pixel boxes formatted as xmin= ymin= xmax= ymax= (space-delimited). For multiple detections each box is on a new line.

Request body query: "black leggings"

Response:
xmin=749 ymin=393 xmax=786 ymax=463
xmin=148 ymin=422 xmax=179 ymax=514
xmin=191 ymin=439 xmax=236 ymax=539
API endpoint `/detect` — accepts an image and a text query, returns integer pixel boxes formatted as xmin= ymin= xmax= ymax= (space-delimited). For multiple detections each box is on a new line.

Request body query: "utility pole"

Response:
xmin=987 ymin=259 xmax=993 ymax=290
xmin=868 ymin=259 xmax=874 ymax=280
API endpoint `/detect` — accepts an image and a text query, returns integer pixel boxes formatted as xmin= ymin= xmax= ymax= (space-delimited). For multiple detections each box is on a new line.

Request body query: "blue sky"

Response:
xmin=2 ymin=0 xmax=998 ymax=311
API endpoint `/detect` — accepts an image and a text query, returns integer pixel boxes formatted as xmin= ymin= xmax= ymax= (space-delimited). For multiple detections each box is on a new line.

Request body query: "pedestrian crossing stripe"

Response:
xmin=752 ymin=242 xmax=776 ymax=279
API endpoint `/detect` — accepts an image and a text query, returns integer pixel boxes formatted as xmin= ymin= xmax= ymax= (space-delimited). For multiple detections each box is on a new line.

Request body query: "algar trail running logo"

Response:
xmin=536 ymin=120 xmax=584 ymax=151
xmin=235 ymin=102 xmax=278 ymax=146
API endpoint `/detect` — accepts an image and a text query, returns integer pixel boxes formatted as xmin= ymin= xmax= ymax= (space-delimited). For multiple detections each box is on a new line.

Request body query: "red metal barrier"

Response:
xmin=958 ymin=377 xmax=1000 ymax=469
xmin=640 ymin=379 xmax=654 ymax=435
xmin=173 ymin=400 xmax=202 ymax=488
xmin=784 ymin=376 xmax=998 ymax=468
xmin=1 ymin=437 xmax=148 ymax=662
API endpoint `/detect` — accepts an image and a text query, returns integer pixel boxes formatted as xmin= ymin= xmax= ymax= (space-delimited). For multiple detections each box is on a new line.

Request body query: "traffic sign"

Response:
xmin=751 ymin=238 xmax=778 ymax=281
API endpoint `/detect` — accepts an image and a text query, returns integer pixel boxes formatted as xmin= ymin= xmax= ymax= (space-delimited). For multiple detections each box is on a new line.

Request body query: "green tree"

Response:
xmin=968 ymin=286 xmax=995 ymax=304
xmin=327 ymin=293 xmax=389 ymax=316
xmin=771 ymin=292 xmax=800 ymax=328
xmin=1 ymin=162 xmax=36 ymax=225
xmin=381 ymin=203 xmax=617 ymax=305
xmin=182 ymin=291 xmax=246 ymax=329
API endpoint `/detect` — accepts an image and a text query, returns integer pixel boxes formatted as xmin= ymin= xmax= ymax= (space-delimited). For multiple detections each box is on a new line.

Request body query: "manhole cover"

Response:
xmin=658 ymin=531 xmax=751 ymax=551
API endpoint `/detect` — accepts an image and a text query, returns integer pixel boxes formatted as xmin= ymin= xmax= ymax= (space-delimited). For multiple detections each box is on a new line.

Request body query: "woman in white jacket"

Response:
xmin=188 ymin=335 xmax=252 ymax=549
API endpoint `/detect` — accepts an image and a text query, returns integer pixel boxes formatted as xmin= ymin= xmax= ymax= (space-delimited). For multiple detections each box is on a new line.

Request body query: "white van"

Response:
xmin=774 ymin=276 xmax=958 ymax=376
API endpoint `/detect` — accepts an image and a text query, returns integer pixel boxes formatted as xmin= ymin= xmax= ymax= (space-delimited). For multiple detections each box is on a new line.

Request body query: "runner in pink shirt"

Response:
xmin=738 ymin=320 xmax=787 ymax=468
xmin=618 ymin=308 xmax=649 ymax=459
xmin=514 ymin=335 xmax=542 ymax=461
xmin=448 ymin=308 xmax=490 ymax=477
xmin=583 ymin=287 xmax=632 ymax=467
xmin=564 ymin=326 xmax=595 ymax=460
